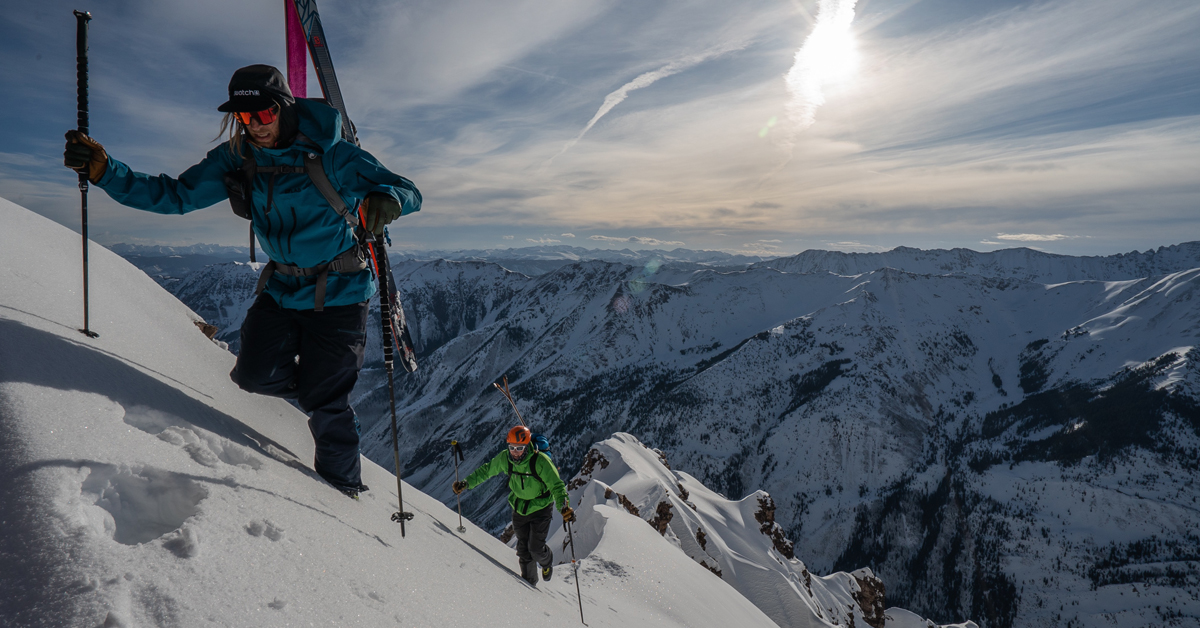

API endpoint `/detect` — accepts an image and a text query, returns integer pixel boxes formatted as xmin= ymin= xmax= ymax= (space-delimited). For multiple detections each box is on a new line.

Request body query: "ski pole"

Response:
xmin=451 ymin=440 xmax=466 ymax=533
xmin=493 ymin=375 xmax=526 ymax=427
xmin=73 ymin=9 xmax=98 ymax=339
xmin=360 ymin=207 xmax=413 ymax=535
xmin=566 ymin=519 xmax=586 ymax=625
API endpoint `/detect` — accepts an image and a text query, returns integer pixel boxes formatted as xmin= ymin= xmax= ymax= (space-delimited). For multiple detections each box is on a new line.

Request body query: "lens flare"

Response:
xmin=785 ymin=0 xmax=859 ymax=132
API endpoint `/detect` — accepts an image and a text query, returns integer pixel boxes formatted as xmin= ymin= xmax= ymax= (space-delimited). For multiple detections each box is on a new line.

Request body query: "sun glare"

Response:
xmin=805 ymin=22 xmax=859 ymax=85
xmin=784 ymin=0 xmax=860 ymax=132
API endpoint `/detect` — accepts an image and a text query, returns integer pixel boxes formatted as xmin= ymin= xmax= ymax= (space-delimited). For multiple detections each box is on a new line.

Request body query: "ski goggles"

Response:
xmin=508 ymin=445 xmax=527 ymax=453
xmin=232 ymin=106 xmax=279 ymax=126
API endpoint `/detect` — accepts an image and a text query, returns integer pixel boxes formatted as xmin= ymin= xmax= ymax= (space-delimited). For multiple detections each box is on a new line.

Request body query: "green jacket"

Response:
xmin=465 ymin=450 xmax=569 ymax=516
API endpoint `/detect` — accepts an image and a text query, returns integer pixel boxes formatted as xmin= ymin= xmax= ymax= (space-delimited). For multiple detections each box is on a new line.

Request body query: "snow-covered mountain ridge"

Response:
xmin=352 ymin=254 xmax=1200 ymax=627
xmin=756 ymin=242 xmax=1200 ymax=283
xmin=119 ymin=235 xmax=1200 ymax=627
xmin=556 ymin=432 xmax=968 ymax=628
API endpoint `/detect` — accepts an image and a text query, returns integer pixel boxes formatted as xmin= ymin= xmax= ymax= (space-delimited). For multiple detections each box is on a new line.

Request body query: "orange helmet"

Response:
xmin=506 ymin=426 xmax=531 ymax=446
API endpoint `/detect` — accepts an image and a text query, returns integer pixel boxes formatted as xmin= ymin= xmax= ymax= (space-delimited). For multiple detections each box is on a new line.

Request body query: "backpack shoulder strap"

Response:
xmin=298 ymin=140 xmax=358 ymax=228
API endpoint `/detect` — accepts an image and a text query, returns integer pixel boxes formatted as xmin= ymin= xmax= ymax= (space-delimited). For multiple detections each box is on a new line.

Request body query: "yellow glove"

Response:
xmin=560 ymin=506 xmax=576 ymax=523
xmin=64 ymin=130 xmax=108 ymax=183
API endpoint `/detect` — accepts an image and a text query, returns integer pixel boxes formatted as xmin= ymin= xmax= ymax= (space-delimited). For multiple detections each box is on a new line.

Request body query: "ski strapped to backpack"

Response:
xmin=287 ymin=0 xmax=417 ymax=532
xmin=493 ymin=375 xmax=553 ymax=462
xmin=493 ymin=373 xmax=558 ymax=512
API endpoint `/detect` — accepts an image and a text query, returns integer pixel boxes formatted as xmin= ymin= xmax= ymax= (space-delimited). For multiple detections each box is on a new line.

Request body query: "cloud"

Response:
xmin=561 ymin=233 xmax=576 ymax=238
xmin=551 ymin=40 xmax=748 ymax=162
xmin=740 ymin=241 xmax=783 ymax=256
xmin=589 ymin=235 xmax=686 ymax=247
xmin=995 ymin=233 xmax=1071 ymax=242
xmin=826 ymin=241 xmax=888 ymax=252
xmin=503 ymin=235 xmax=515 ymax=240
xmin=527 ymin=237 xmax=561 ymax=244
xmin=2 ymin=0 xmax=1196 ymax=255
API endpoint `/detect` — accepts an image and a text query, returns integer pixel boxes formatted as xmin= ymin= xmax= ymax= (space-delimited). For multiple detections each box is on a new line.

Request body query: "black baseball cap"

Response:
xmin=217 ymin=64 xmax=295 ymax=113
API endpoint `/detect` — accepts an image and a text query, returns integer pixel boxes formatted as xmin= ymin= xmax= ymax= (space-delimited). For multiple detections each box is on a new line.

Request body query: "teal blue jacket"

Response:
xmin=95 ymin=99 xmax=421 ymax=310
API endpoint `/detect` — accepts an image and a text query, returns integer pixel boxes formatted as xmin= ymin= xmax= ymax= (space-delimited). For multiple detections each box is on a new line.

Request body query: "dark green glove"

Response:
xmin=64 ymin=130 xmax=108 ymax=183
xmin=363 ymin=193 xmax=402 ymax=235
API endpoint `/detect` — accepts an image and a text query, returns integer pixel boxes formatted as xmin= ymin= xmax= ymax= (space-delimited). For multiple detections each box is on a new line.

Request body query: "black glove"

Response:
xmin=560 ymin=506 xmax=576 ymax=523
xmin=452 ymin=480 xmax=468 ymax=495
xmin=64 ymin=130 xmax=108 ymax=183
xmin=363 ymin=193 xmax=402 ymax=235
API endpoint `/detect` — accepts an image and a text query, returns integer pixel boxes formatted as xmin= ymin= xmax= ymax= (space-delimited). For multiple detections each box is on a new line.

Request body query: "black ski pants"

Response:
xmin=230 ymin=292 xmax=368 ymax=491
xmin=513 ymin=504 xmax=554 ymax=584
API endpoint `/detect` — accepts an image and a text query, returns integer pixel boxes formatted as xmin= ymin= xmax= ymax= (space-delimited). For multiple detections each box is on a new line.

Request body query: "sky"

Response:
xmin=1 ymin=0 xmax=1197 ymax=257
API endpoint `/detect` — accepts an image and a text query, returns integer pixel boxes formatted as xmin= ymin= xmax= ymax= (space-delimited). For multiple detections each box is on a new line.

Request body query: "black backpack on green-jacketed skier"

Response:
xmin=462 ymin=426 xmax=569 ymax=517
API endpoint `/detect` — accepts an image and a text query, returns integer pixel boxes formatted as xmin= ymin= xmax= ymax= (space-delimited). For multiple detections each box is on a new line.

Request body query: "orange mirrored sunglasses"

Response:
xmin=233 ymin=106 xmax=279 ymax=126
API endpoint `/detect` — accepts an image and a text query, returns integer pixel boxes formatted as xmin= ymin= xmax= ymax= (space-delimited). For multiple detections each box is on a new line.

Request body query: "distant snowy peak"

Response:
xmin=758 ymin=241 xmax=1200 ymax=282
xmin=107 ymin=243 xmax=252 ymax=256
xmin=555 ymin=433 xmax=975 ymax=628
xmin=391 ymin=244 xmax=769 ymax=275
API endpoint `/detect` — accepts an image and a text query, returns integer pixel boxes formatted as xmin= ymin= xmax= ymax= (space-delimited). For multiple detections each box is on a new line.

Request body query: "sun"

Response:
xmin=803 ymin=16 xmax=860 ymax=85
xmin=784 ymin=0 xmax=861 ymax=130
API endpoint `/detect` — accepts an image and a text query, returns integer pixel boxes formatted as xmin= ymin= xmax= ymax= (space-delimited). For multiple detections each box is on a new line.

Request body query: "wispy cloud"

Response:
xmin=589 ymin=235 xmax=686 ymax=247
xmin=527 ymin=237 xmax=561 ymax=244
xmin=996 ymin=233 xmax=1071 ymax=242
xmin=827 ymin=241 xmax=888 ymax=252
xmin=550 ymin=41 xmax=747 ymax=162
xmin=561 ymin=233 xmax=576 ymax=238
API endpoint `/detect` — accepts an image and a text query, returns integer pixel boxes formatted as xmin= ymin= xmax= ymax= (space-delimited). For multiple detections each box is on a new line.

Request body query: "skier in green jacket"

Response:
xmin=454 ymin=426 xmax=574 ymax=586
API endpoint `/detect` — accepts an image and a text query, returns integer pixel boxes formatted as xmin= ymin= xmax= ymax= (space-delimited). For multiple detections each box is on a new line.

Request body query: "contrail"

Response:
xmin=548 ymin=43 xmax=745 ymax=164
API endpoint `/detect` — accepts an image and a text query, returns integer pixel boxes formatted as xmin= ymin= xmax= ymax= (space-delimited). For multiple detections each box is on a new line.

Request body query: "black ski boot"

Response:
xmin=339 ymin=484 xmax=369 ymax=500
xmin=541 ymin=564 xmax=553 ymax=581
xmin=521 ymin=561 xmax=539 ymax=586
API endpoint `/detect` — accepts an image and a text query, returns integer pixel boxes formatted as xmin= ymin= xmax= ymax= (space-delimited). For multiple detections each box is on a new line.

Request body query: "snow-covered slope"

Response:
xmin=0 ymin=197 xmax=793 ymax=627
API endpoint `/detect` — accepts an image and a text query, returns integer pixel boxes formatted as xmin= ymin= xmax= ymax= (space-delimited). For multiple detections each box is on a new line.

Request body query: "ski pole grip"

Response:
xmin=74 ymin=10 xmax=92 ymax=189
xmin=74 ymin=10 xmax=91 ymax=134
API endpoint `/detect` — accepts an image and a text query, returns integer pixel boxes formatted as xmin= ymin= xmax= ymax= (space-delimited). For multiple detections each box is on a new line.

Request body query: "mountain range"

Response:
xmin=112 ymin=238 xmax=1200 ymax=627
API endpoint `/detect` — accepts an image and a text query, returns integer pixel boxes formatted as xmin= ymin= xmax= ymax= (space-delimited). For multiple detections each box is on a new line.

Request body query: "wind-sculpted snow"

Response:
xmin=553 ymin=432 xmax=973 ymax=628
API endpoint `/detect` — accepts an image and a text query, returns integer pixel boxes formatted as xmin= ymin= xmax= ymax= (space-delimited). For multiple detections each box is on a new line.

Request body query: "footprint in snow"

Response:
xmin=246 ymin=519 xmax=286 ymax=541
xmin=80 ymin=464 xmax=208 ymax=546
xmin=122 ymin=405 xmax=263 ymax=470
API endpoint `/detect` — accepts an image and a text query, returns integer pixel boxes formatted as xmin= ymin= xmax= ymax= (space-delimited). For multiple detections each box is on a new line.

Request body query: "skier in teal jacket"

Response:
xmin=454 ymin=426 xmax=574 ymax=586
xmin=64 ymin=65 xmax=421 ymax=497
